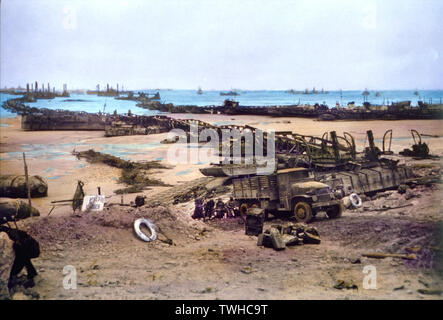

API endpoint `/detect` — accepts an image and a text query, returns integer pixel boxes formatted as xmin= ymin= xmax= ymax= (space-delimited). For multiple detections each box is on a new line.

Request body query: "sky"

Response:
xmin=1 ymin=0 xmax=442 ymax=91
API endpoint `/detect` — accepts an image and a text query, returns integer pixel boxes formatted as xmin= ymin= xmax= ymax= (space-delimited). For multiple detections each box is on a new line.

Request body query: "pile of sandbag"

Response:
xmin=0 ymin=200 xmax=40 ymax=225
xmin=0 ymin=175 xmax=48 ymax=198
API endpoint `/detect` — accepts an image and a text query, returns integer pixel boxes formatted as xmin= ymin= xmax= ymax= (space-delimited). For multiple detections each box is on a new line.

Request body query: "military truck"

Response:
xmin=233 ymin=167 xmax=343 ymax=223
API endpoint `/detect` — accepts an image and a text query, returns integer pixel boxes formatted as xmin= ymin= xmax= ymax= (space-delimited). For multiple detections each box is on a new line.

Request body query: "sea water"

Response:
xmin=1 ymin=89 xmax=442 ymax=118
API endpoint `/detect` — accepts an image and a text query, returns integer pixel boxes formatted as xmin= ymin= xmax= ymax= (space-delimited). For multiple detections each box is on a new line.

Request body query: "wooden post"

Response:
xmin=367 ymin=130 xmax=377 ymax=160
xmin=330 ymin=131 xmax=340 ymax=164
xmin=23 ymin=153 xmax=32 ymax=213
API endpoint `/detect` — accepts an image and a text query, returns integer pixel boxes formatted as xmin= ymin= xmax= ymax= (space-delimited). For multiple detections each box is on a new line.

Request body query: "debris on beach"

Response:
xmin=245 ymin=207 xmax=265 ymax=236
xmin=362 ymin=252 xmax=417 ymax=260
xmin=0 ymin=200 xmax=40 ymax=224
xmin=73 ymin=149 xmax=171 ymax=194
xmin=4 ymin=99 xmax=443 ymax=137
xmin=73 ymin=149 xmax=167 ymax=170
xmin=0 ymin=175 xmax=48 ymax=198
xmin=47 ymin=180 xmax=85 ymax=215
xmin=81 ymin=195 xmax=106 ymax=212
xmin=73 ymin=180 xmax=85 ymax=212
xmin=133 ymin=218 xmax=157 ymax=242
xmin=399 ymin=130 xmax=437 ymax=159
xmin=333 ymin=279 xmax=358 ymax=290
xmin=257 ymin=223 xmax=321 ymax=251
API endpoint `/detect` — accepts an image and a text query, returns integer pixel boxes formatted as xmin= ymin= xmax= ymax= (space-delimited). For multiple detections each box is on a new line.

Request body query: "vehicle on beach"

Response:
xmin=232 ymin=167 xmax=343 ymax=223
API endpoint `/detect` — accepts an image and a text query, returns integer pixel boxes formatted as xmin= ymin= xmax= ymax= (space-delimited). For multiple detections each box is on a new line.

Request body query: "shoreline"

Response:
xmin=3 ymin=94 xmax=443 ymax=122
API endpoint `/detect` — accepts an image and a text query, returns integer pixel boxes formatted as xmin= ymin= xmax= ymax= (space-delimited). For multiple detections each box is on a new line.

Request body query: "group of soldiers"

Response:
xmin=192 ymin=197 xmax=239 ymax=220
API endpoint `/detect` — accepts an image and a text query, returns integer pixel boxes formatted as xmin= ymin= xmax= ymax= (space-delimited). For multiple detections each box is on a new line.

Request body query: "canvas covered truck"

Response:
xmin=315 ymin=165 xmax=414 ymax=196
xmin=233 ymin=167 xmax=343 ymax=223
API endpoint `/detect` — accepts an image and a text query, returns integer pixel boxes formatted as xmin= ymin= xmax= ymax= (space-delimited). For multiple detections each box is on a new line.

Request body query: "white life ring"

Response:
xmin=349 ymin=193 xmax=362 ymax=208
xmin=134 ymin=218 xmax=157 ymax=242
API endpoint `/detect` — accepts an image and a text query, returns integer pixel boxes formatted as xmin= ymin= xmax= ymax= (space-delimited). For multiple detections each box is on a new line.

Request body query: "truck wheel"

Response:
xmin=349 ymin=193 xmax=362 ymax=208
xmin=293 ymin=201 xmax=313 ymax=223
xmin=326 ymin=204 xmax=343 ymax=219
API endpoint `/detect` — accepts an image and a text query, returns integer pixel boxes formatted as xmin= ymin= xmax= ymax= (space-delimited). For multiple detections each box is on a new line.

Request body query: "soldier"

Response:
xmin=0 ymin=225 xmax=40 ymax=289
xmin=215 ymin=198 xmax=227 ymax=219
xmin=225 ymin=197 xmax=237 ymax=218
xmin=204 ymin=199 xmax=215 ymax=221
xmin=135 ymin=195 xmax=146 ymax=207
xmin=192 ymin=197 xmax=204 ymax=220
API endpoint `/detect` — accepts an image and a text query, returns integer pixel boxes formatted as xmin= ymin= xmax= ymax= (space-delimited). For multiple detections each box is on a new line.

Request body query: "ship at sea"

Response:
xmin=220 ymin=90 xmax=239 ymax=96
xmin=0 ymin=81 xmax=69 ymax=102
xmin=86 ymin=83 xmax=131 ymax=97
xmin=116 ymin=91 xmax=161 ymax=103
xmin=197 ymin=87 xmax=203 ymax=95
xmin=302 ymin=87 xmax=329 ymax=94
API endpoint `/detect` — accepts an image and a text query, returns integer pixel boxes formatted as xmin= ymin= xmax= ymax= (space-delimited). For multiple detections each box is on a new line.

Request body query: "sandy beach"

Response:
xmin=1 ymin=114 xmax=442 ymax=300
xmin=1 ymin=115 xmax=443 ymax=214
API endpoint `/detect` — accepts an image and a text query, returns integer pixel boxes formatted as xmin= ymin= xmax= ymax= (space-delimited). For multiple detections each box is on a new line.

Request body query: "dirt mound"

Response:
xmin=206 ymin=217 xmax=245 ymax=231
xmin=0 ymin=233 xmax=14 ymax=299
xmin=26 ymin=205 xmax=207 ymax=246
xmin=317 ymin=216 xmax=442 ymax=271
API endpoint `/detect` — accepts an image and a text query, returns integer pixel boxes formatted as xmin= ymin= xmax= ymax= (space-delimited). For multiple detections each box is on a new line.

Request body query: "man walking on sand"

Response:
xmin=0 ymin=225 xmax=40 ymax=289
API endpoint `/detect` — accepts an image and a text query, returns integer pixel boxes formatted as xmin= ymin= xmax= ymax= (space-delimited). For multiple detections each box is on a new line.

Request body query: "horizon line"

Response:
xmin=2 ymin=86 xmax=443 ymax=92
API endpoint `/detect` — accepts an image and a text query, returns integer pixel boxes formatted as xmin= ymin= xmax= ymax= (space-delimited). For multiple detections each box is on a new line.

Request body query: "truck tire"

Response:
xmin=134 ymin=218 xmax=157 ymax=242
xmin=349 ymin=193 xmax=362 ymax=208
xmin=326 ymin=204 xmax=343 ymax=219
xmin=293 ymin=201 xmax=313 ymax=223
